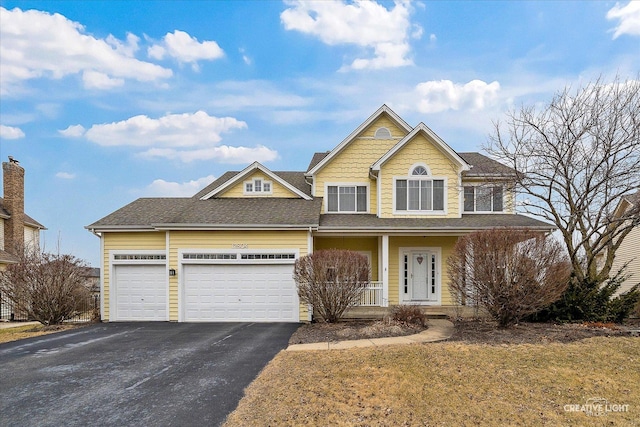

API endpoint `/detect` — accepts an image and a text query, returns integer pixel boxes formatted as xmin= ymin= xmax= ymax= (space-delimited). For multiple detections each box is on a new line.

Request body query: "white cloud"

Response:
xmin=416 ymin=79 xmax=501 ymax=113
xmin=281 ymin=0 xmax=419 ymax=70
xmin=148 ymin=30 xmax=224 ymax=70
xmin=56 ymin=172 xmax=76 ymax=179
xmin=84 ymin=111 xmax=246 ymax=147
xmin=239 ymin=48 xmax=252 ymax=65
xmin=607 ymin=1 xmax=640 ymax=38
xmin=59 ymin=124 xmax=86 ymax=137
xmin=144 ymin=175 xmax=216 ymax=197
xmin=0 ymin=7 xmax=172 ymax=94
xmin=80 ymin=111 xmax=276 ymax=164
xmin=139 ymin=145 xmax=278 ymax=164
xmin=0 ymin=124 xmax=25 ymax=139
xmin=82 ymin=71 xmax=125 ymax=89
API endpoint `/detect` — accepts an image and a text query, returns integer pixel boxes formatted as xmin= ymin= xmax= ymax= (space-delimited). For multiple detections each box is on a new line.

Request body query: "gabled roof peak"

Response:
xmin=197 ymin=161 xmax=312 ymax=201
xmin=306 ymin=104 xmax=412 ymax=176
xmin=371 ymin=122 xmax=470 ymax=172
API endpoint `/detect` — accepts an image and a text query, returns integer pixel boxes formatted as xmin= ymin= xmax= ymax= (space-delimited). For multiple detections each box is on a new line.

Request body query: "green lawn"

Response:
xmin=225 ymin=337 xmax=639 ymax=426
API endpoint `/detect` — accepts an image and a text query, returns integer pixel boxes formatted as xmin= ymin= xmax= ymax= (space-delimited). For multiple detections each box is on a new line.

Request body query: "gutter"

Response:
xmin=86 ymin=224 xmax=321 ymax=233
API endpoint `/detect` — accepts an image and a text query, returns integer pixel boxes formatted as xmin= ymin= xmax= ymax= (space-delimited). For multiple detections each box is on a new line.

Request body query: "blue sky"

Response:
xmin=0 ymin=0 xmax=639 ymax=266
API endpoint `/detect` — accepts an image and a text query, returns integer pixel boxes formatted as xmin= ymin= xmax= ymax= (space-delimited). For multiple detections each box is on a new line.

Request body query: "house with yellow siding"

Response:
xmin=609 ymin=192 xmax=640 ymax=297
xmin=87 ymin=105 xmax=553 ymax=323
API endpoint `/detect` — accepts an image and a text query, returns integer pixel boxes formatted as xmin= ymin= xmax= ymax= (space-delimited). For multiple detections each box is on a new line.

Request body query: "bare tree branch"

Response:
xmin=485 ymin=75 xmax=640 ymax=286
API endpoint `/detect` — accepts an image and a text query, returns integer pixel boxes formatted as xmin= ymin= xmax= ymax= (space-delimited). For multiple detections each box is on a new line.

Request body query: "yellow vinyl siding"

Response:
xmin=388 ymin=235 xmax=458 ymax=306
xmin=168 ymin=230 xmax=309 ymax=321
xmin=102 ymin=232 xmax=167 ymax=321
xmin=218 ymin=171 xmax=299 ymax=198
xmin=313 ymin=237 xmax=379 ymax=281
xmin=358 ymin=116 xmax=407 ymax=138
xmin=315 ymin=116 xmax=408 ymax=214
xmin=380 ymin=133 xmax=460 ymax=218
xmin=611 ymin=223 xmax=640 ymax=296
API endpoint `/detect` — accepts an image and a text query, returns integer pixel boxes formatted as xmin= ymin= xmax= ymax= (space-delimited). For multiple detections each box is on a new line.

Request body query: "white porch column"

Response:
xmin=382 ymin=234 xmax=389 ymax=307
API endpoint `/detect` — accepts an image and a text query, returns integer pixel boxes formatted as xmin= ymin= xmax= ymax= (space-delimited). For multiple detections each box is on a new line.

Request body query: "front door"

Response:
xmin=411 ymin=253 xmax=429 ymax=300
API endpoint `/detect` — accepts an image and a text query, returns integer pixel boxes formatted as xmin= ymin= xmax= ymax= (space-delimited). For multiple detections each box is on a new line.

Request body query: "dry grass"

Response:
xmin=0 ymin=323 xmax=81 ymax=344
xmin=225 ymin=337 xmax=640 ymax=426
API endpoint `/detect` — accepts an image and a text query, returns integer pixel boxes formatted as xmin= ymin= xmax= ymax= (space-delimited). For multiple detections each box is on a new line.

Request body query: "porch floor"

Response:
xmin=342 ymin=306 xmax=449 ymax=320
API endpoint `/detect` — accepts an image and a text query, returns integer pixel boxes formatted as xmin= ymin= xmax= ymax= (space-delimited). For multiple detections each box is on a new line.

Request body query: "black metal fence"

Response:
xmin=0 ymin=293 xmax=100 ymax=323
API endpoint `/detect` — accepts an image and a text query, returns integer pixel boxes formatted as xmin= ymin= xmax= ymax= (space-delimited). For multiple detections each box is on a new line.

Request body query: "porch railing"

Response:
xmin=358 ymin=281 xmax=384 ymax=306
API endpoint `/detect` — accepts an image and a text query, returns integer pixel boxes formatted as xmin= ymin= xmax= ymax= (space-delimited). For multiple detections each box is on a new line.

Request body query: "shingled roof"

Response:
xmin=0 ymin=197 xmax=45 ymax=229
xmin=318 ymin=213 xmax=554 ymax=231
xmin=87 ymin=197 xmax=323 ymax=231
xmin=458 ymin=152 xmax=517 ymax=177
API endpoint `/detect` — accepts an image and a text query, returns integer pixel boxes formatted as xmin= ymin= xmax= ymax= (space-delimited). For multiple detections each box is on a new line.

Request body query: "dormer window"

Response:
xmin=244 ymin=178 xmax=272 ymax=195
xmin=374 ymin=127 xmax=392 ymax=139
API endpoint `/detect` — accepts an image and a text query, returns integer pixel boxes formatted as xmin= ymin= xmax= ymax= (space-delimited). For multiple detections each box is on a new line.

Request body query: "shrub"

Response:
xmin=448 ymin=228 xmax=571 ymax=328
xmin=0 ymin=247 xmax=92 ymax=325
xmin=293 ymin=249 xmax=370 ymax=323
xmin=390 ymin=305 xmax=427 ymax=327
xmin=532 ymin=265 xmax=640 ymax=323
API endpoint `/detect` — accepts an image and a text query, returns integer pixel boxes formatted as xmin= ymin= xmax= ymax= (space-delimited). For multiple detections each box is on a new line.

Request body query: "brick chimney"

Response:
xmin=3 ymin=157 xmax=25 ymax=253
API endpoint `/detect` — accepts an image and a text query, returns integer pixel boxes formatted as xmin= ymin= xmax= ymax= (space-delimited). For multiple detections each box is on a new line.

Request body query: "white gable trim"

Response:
xmin=199 ymin=161 xmax=312 ymax=200
xmin=371 ymin=123 xmax=471 ymax=172
xmin=306 ymin=104 xmax=412 ymax=176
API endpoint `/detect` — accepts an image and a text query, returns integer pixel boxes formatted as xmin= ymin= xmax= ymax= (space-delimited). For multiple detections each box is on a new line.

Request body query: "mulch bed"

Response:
xmin=289 ymin=319 xmax=427 ymax=344
xmin=448 ymin=318 xmax=640 ymax=344
xmin=289 ymin=317 xmax=640 ymax=345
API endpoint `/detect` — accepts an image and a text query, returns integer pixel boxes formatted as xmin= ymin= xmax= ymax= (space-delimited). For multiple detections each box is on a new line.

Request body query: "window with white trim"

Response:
xmin=327 ymin=185 xmax=367 ymax=212
xmin=395 ymin=166 xmax=444 ymax=212
xmin=463 ymin=185 xmax=503 ymax=212
xmin=244 ymin=178 xmax=272 ymax=194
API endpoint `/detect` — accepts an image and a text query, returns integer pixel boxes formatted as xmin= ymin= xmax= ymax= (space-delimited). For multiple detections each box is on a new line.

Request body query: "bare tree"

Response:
xmin=485 ymin=76 xmax=640 ymax=291
xmin=448 ymin=229 xmax=571 ymax=327
xmin=293 ymin=249 xmax=370 ymax=323
xmin=0 ymin=246 xmax=92 ymax=325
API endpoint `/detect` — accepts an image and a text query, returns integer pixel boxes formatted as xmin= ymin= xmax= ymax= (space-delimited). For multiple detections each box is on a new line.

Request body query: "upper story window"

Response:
xmin=463 ymin=185 xmax=503 ymax=212
xmin=412 ymin=166 xmax=428 ymax=176
xmin=327 ymin=185 xmax=367 ymax=213
xmin=374 ymin=127 xmax=392 ymax=139
xmin=395 ymin=166 xmax=444 ymax=212
xmin=244 ymin=178 xmax=272 ymax=195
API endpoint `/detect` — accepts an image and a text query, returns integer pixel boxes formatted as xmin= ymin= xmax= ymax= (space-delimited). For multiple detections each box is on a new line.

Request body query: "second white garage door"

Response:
xmin=182 ymin=264 xmax=298 ymax=322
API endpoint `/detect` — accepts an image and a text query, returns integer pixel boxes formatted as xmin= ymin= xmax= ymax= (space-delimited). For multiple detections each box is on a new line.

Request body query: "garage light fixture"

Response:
xmin=169 ymin=269 xmax=176 ymax=276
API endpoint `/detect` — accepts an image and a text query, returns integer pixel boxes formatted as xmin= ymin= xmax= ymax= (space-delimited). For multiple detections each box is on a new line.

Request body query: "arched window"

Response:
xmin=412 ymin=166 xmax=428 ymax=176
xmin=374 ymin=127 xmax=392 ymax=139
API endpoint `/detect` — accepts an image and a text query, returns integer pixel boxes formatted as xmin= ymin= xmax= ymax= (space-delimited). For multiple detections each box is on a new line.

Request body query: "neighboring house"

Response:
xmin=0 ymin=157 xmax=46 ymax=321
xmin=82 ymin=267 xmax=101 ymax=296
xmin=610 ymin=191 xmax=640 ymax=296
xmin=86 ymin=105 xmax=553 ymax=323
xmin=0 ymin=157 xmax=46 ymax=269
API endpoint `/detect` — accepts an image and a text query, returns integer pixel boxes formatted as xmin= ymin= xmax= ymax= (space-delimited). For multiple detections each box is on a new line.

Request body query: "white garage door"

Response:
xmin=183 ymin=264 xmax=298 ymax=322
xmin=114 ymin=265 xmax=167 ymax=321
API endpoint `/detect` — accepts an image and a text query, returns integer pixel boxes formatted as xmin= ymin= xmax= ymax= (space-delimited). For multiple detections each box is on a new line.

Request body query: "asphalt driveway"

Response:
xmin=0 ymin=322 xmax=299 ymax=426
